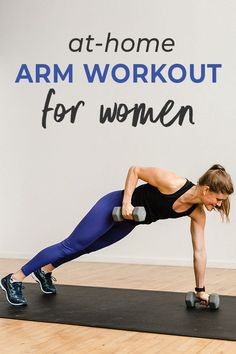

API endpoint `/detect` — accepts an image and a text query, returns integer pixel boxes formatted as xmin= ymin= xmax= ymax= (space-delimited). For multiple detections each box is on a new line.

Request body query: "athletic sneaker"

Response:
xmin=32 ymin=268 xmax=57 ymax=294
xmin=0 ymin=273 xmax=27 ymax=306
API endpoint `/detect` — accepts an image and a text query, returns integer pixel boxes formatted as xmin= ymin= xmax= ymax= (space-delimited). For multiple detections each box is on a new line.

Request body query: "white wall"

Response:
xmin=0 ymin=0 xmax=236 ymax=268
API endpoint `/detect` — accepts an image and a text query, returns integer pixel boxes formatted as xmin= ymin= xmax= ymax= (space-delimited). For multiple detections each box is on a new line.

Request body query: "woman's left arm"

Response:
xmin=190 ymin=206 xmax=209 ymax=304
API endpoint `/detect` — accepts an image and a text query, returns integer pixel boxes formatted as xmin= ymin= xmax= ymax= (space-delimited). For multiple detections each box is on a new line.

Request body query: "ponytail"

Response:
xmin=198 ymin=164 xmax=234 ymax=222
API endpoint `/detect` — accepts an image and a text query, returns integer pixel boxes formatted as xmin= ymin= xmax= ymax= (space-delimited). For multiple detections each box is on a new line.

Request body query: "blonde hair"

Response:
xmin=198 ymin=164 xmax=234 ymax=222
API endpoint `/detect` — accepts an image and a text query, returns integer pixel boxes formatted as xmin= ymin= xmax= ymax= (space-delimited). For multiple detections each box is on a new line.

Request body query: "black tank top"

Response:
xmin=131 ymin=179 xmax=198 ymax=224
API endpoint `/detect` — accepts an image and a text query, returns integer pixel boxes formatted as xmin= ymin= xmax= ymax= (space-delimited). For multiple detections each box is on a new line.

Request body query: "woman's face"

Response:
xmin=202 ymin=187 xmax=228 ymax=211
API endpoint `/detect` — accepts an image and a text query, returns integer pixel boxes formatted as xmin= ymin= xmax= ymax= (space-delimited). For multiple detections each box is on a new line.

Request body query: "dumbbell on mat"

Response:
xmin=185 ymin=291 xmax=220 ymax=310
xmin=112 ymin=206 xmax=146 ymax=222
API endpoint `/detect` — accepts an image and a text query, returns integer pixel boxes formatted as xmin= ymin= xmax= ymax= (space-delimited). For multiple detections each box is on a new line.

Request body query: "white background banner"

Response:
xmin=1 ymin=0 xmax=236 ymax=267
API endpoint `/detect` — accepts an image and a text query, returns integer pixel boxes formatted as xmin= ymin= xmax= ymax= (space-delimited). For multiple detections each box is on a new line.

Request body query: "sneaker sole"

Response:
xmin=31 ymin=273 xmax=56 ymax=294
xmin=0 ymin=281 xmax=27 ymax=306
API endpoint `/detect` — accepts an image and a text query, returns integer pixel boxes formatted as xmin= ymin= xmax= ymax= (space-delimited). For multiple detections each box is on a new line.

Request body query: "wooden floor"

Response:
xmin=0 ymin=259 xmax=236 ymax=353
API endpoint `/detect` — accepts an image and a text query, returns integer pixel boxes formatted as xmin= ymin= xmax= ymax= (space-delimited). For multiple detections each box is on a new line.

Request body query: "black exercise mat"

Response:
xmin=1 ymin=283 xmax=236 ymax=341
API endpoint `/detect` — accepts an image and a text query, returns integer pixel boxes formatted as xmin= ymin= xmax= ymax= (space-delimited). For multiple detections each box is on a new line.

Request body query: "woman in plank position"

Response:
xmin=0 ymin=164 xmax=233 ymax=306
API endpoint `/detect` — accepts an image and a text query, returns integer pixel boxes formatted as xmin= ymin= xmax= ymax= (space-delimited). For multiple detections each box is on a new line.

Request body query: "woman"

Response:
xmin=0 ymin=164 xmax=234 ymax=306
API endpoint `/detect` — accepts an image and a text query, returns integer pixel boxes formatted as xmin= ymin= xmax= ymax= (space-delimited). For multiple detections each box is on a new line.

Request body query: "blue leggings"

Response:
xmin=21 ymin=190 xmax=137 ymax=276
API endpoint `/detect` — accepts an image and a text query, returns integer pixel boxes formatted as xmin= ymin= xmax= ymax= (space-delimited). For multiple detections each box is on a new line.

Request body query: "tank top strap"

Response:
xmin=172 ymin=179 xmax=195 ymax=198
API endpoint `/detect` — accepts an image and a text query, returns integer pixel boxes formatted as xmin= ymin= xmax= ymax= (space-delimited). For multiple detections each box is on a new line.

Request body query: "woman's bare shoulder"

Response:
xmin=134 ymin=166 xmax=186 ymax=192
xmin=189 ymin=204 xmax=206 ymax=223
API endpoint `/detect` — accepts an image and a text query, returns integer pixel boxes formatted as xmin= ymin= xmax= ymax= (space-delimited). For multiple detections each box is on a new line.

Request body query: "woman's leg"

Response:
xmin=36 ymin=218 xmax=137 ymax=275
xmin=17 ymin=190 xmax=124 ymax=279
xmin=51 ymin=220 xmax=137 ymax=268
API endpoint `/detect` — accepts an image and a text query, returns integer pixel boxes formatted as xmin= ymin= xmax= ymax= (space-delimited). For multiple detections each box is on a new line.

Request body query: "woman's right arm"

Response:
xmin=122 ymin=166 xmax=139 ymax=219
xmin=122 ymin=165 xmax=175 ymax=219
xmin=122 ymin=166 xmax=139 ymax=204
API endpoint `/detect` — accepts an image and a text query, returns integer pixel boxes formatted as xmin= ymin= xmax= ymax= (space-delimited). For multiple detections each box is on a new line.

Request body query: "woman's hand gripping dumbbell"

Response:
xmin=185 ymin=289 xmax=220 ymax=310
xmin=112 ymin=204 xmax=146 ymax=222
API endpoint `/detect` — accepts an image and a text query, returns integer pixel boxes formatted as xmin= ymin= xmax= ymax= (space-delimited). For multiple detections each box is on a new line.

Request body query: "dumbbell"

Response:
xmin=185 ymin=291 xmax=220 ymax=310
xmin=112 ymin=206 xmax=146 ymax=222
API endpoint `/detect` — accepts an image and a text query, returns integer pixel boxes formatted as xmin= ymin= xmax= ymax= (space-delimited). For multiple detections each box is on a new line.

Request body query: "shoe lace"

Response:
xmin=45 ymin=272 xmax=57 ymax=284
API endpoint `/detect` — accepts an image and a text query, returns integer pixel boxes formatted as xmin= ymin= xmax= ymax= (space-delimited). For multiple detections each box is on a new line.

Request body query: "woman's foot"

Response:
xmin=32 ymin=268 xmax=57 ymax=294
xmin=0 ymin=274 xmax=27 ymax=306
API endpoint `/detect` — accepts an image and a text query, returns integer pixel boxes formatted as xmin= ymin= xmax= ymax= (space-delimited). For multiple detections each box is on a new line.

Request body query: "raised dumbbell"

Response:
xmin=112 ymin=206 xmax=146 ymax=222
xmin=185 ymin=291 xmax=220 ymax=310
